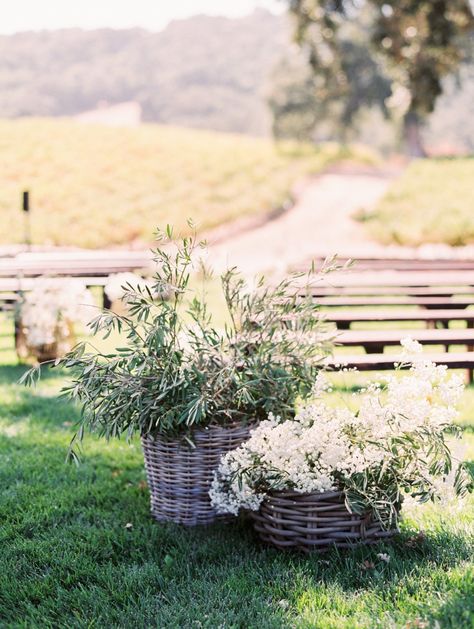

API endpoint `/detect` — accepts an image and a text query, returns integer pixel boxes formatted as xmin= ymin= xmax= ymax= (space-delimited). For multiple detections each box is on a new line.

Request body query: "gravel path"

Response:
xmin=207 ymin=168 xmax=397 ymax=276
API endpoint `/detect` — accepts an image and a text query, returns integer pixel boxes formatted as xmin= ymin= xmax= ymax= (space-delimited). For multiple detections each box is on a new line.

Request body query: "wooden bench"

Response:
xmin=326 ymin=327 xmax=474 ymax=382
xmin=0 ymin=277 xmax=111 ymax=308
xmin=338 ymin=259 xmax=474 ymax=272
xmin=313 ymin=264 xmax=474 ymax=381
xmin=310 ymin=270 xmax=474 ymax=294
xmin=335 ymin=328 xmax=474 ymax=352
xmin=299 ymin=256 xmax=474 ymax=273
xmin=0 ymin=250 xmax=153 ymax=308
xmin=0 ymin=250 xmax=152 ymax=277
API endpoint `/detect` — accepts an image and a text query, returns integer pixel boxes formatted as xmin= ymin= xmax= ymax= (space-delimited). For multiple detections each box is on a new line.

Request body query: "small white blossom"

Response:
xmin=400 ymin=337 xmax=423 ymax=355
xmin=210 ymin=346 xmax=465 ymax=516
xmin=104 ymin=273 xmax=154 ymax=303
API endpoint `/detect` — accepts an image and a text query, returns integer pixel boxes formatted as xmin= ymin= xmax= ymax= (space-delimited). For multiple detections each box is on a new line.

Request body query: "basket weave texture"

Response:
xmin=142 ymin=422 xmax=251 ymax=526
xmin=15 ymin=318 xmax=76 ymax=362
xmin=251 ymin=490 xmax=398 ymax=552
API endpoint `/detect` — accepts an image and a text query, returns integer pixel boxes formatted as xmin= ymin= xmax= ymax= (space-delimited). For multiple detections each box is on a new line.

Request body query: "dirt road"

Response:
xmin=206 ymin=168 xmax=398 ymax=276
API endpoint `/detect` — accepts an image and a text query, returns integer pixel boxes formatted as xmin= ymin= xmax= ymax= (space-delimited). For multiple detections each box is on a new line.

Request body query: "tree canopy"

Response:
xmin=284 ymin=0 xmax=474 ymax=154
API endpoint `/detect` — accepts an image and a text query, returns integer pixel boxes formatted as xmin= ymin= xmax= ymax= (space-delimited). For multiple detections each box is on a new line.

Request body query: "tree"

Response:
xmin=267 ymin=51 xmax=320 ymax=141
xmin=285 ymin=0 xmax=474 ymax=155
xmin=268 ymin=12 xmax=392 ymax=142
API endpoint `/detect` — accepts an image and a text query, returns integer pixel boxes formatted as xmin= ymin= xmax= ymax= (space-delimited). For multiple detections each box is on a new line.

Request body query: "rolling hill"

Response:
xmin=1 ymin=9 xmax=473 ymax=150
xmin=0 ymin=117 xmax=354 ymax=248
xmin=0 ymin=10 xmax=288 ymax=136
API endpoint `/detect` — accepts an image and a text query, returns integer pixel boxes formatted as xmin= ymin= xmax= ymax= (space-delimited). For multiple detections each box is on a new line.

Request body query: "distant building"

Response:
xmin=75 ymin=101 xmax=142 ymax=127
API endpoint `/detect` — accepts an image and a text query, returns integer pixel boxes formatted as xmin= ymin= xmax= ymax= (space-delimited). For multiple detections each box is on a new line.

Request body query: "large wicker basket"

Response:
xmin=142 ymin=422 xmax=251 ymax=526
xmin=251 ymin=490 xmax=398 ymax=552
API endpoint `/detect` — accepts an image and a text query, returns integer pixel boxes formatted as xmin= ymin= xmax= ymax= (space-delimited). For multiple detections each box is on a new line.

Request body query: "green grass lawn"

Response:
xmin=0 ymin=118 xmax=367 ymax=249
xmin=356 ymin=158 xmax=474 ymax=246
xmin=0 ymin=314 xmax=473 ymax=628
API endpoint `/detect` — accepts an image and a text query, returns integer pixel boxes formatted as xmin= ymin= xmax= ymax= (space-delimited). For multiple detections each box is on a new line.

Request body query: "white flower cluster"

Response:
xmin=104 ymin=273 xmax=154 ymax=303
xmin=210 ymin=340 xmax=465 ymax=515
xmin=20 ymin=279 xmax=94 ymax=348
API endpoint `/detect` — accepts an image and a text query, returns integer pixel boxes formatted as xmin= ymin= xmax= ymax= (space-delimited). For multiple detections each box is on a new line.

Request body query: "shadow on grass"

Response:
xmin=0 ymin=381 xmax=80 ymax=431
xmin=3 ymin=434 xmax=472 ymax=573
xmin=1 ymin=428 xmax=473 ymax=626
xmin=0 ymin=361 xmax=67 ymax=385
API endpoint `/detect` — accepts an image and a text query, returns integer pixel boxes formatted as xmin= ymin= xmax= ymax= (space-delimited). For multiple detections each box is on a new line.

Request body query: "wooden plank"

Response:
xmin=310 ymin=270 xmax=474 ymax=289
xmin=296 ymin=258 xmax=474 ymax=272
xmin=311 ymin=286 xmax=474 ymax=296
xmin=0 ymin=251 xmax=152 ymax=277
xmin=326 ymin=309 xmax=474 ymax=325
xmin=325 ymin=352 xmax=474 ymax=370
xmin=0 ymin=277 xmax=109 ymax=291
xmin=336 ymin=328 xmax=474 ymax=349
xmin=317 ymin=296 xmax=473 ymax=308
xmin=347 ymin=260 xmax=474 ymax=271
xmin=0 ymin=292 xmax=18 ymax=301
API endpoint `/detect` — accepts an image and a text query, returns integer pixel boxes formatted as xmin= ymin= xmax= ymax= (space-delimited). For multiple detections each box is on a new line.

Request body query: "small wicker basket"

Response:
xmin=251 ymin=490 xmax=398 ymax=553
xmin=142 ymin=422 xmax=251 ymax=526
xmin=15 ymin=317 xmax=76 ymax=363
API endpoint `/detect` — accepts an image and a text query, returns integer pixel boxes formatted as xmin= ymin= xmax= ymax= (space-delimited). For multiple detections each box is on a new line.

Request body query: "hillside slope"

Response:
xmin=361 ymin=158 xmax=474 ymax=246
xmin=0 ymin=118 xmax=351 ymax=248
xmin=1 ymin=10 xmax=474 ymax=148
xmin=0 ymin=11 xmax=287 ymax=135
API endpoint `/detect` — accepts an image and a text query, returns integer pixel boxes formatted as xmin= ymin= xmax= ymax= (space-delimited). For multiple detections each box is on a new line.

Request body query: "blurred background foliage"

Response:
xmin=283 ymin=0 xmax=474 ymax=155
xmin=0 ymin=6 xmax=473 ymax=155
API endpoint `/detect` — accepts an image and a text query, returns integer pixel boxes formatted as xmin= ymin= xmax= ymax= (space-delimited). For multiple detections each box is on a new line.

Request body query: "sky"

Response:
xmin=0 ymin=0 xmax=282 ymax=34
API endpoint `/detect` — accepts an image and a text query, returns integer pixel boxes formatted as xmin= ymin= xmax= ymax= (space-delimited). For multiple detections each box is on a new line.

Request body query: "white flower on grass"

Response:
xmin=20 ymin=279 xmax=94 ymax=348
xmin=377 ymin=553 xmax=390 ymax=563
xmin=210 ymin=346 xmax=466 ymax=516
xmin=400 ymin=337 xmax=423 ymax=356
xmin=104 ymin=273 xmax=154 ymax=303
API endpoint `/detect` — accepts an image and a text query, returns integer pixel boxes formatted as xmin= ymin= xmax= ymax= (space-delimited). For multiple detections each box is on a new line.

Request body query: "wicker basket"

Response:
xmin=251 ymin=490 xmax=398 ymax=552
xmin=15 ymin=317 xmax=76 ymax=363
xmin=142 ymin=422 xmax=251 ymax=526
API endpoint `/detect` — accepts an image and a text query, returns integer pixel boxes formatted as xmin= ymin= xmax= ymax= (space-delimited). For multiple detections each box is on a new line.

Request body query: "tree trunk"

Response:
xmin=403 ymin=112 xmax=427 ymax=158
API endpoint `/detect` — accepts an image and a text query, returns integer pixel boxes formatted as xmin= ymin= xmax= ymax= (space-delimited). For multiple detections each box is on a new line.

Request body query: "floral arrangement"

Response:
xmin=210 ymin=340 xmax=472 ymax=525
xmin=22 ymin=226 xmax=333 ymax=459
xmin=104 ymin=273 xmax=155 ymax=304
xmin=17 ymin=279 xmax=94 ymax=359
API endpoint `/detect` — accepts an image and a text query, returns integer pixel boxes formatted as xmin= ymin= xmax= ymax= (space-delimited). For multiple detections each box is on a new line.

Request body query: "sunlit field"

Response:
xmin=357 ymin=158 xmax=474 ymax=246
xmin=0 ymin=118 xmax=364 ymax=249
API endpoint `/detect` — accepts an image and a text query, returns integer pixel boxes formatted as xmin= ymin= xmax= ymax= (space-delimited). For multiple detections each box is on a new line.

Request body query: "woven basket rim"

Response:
xmin=141 ymin=419 xmax=255 ymax=442
xmin=251 ymin=488 xmax=399 ymax=552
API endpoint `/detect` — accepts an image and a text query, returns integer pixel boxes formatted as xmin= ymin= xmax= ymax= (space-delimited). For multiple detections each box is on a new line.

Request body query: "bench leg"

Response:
xmin=365 ymin=344 xmax=384 ymax=354
xmin=103 ymin=287 xmax=112 ymax=310
xmin=14 ymin=312 xmax=20 ymax=349
xmin=337 ymin=322 xmax=351 ymax=330
xmin=467 ymin=320 xmax=474 ymax=352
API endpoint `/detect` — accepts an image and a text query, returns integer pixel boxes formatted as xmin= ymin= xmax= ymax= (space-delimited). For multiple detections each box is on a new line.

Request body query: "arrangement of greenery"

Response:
xmin=22 ymin=226 xmax=333 ymax=458
xmin=211 ymin=340 xmax=472 ymax=524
